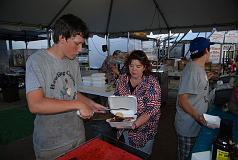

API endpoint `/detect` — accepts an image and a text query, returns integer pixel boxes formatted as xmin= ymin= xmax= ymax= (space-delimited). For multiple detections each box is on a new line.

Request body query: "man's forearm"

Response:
xmin=27 ymin=95 xmax=81 ymax=114
xmin=77 ymin=92 xmax=94 ymax=107
xmin=178 ymin=94 xmax=199 ymax=120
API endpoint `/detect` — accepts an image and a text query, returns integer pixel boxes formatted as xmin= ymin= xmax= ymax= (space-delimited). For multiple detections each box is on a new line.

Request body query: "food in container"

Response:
xmin=106 ymin=96 xmax=137 ymax=128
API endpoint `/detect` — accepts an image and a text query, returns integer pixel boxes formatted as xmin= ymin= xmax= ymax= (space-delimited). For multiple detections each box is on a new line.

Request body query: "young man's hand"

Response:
xmin=78 ymin=103 xmax=94 ymax=119
xmin=207 ymin=72 xmax=214 ymax=80
xmin=195 ymin=114 xmax=207 ymax=126
xmin=91 ymin=102 xmax=106 ymax=113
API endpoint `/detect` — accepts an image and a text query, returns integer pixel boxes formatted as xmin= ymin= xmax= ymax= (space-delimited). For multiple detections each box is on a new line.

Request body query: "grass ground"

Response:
xmin=0 ymin=106 xmax=34 ymax=145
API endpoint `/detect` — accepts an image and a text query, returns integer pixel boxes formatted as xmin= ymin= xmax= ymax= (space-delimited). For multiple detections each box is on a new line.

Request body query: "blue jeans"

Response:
xmin=123 ymin=131 xmax=154 ymax=155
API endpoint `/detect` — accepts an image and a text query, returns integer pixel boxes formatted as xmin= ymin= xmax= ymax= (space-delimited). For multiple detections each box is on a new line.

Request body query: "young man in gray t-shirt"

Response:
xmin=174 ymin=37 xmax=214 ymax=160
xmin=25 ymin=14 xmax=106 ymax=160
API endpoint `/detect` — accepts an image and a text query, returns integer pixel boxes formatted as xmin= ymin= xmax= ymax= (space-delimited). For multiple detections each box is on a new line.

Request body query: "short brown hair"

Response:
xmin=52 ymin=14 xmax=89 ymax=43
xmin=124 ymin=50 xmax=152 ymax=76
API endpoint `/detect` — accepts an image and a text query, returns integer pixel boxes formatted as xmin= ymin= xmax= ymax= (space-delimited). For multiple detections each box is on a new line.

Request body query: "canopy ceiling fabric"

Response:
xmin=0 ymin=0 xmax=238 ymax=36
xmin=0 ymin=28 xmax=47 ymax=41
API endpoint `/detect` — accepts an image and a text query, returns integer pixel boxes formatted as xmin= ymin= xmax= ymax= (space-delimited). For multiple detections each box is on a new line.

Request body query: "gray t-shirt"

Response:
xmin=175 ymin=61 xmax=209 ymax=137
xmin=25 ymin=49 xmax=85 ymax=150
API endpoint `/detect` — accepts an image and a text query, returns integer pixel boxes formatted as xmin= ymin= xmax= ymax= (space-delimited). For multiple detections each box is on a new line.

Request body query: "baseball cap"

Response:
xmin=189 ymin=37 xmax=215 ymax=55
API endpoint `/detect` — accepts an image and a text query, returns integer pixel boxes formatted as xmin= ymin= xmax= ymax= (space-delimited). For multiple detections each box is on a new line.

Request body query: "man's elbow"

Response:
xmin=27 ymin=99 xmax=43 ymax=114
xmin=28 ymin=103 xmax=39 ymax=114
xmin=26 ymin=89 xmax=44 ymax=114
xmin=178 ymin=95 xmax=187 ymax=108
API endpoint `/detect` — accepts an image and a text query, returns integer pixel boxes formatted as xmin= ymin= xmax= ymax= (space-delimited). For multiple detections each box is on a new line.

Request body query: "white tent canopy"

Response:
xmin=0 ymin=0 xmax=238 ymax=35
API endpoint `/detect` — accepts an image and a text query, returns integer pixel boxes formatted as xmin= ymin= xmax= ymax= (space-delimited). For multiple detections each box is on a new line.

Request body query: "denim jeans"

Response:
xmin=123 ymin=131 xmax=154 ymax=155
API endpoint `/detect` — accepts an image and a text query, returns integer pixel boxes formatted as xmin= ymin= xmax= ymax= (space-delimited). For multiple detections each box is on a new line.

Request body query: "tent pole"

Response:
xmin=47 ymin=29 xmax=51 ymax=48
xmin=152 ymin=0 xmax=169 ymax=29
xmin=25 ymin=41 xmax=28 ymax=49
xmin=105 ymin=0 xmax=113 ymax=56
xmin=222 ymin=31 xmax=227 ymax=75
xmin=157 ymin=38 xmax=160 ymax=71
xmin=127 ymin=32 xmax=130 ymax=53
xmin=105 ymin=0 xmax=114 ymax=35
xmin=47 ymin=0 xmax=72 ymax=28
xmin=169 ymin=33 xmax=180 ymax=53
xmin=167 ymin=30 xmax=171 ymax=58
xmin=141 ymin=40 xmax=143 ymax=50
xmin=207 ymin=29 xmax=216 ymax=39
xmin=105 ymin=34 xmax=110 ymax=56
xmin=169 ymin=31 xmax=189 ymax=53
xmin=107 ymin=34 xmax=110 ymax=55
xmin=8 ymin=40 xmax=13 ymax=50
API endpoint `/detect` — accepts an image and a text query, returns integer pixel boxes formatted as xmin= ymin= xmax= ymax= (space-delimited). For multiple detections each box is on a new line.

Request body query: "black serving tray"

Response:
xmin=99 ymin=135 xmax=150 ymax=160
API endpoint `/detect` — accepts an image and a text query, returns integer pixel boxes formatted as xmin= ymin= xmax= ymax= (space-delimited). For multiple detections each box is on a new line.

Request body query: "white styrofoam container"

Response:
xmin=191 ymin=151 xmax=211 ymax=160
xmin=92 ymin=82 xmax=106 ymax=87
xmin=91 ymin=73 xmax=106 ymax=77
xmin=91 ymin=76 xmax=106 ymax=81
xmin=106 ymin=118 xmax=136 ymax=129
xmin=82 ymin=76 xmax=91 ymax=81
xmin=83 ymin=80 xmax=91 ymax=86
xmin=106 ymin=95 xmax=137 ymax=128
xmin=82 ymin=76 xmax=92 ymax=86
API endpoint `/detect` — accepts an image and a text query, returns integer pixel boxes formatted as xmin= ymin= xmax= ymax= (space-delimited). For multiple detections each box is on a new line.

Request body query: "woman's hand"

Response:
xmin=132 ymin=121 xmax=138 ymax=130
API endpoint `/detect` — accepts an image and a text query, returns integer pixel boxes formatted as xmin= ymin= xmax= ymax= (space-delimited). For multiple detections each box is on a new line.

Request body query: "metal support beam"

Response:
xmin=25 ymin=41 xmax=28 ymax=49
xmin=8 ymin=40 xmax=12 ymax=50
xmin=152 ymin=0 xmax=170 ymax=29
xmin=167 ymin=30 xmax=170 ymax=58
xmin=47 ymin=0 xmax=72 ymax=28
xmin=105 ymin=0 xmax=114 ymax=35
xmin=127 ymin=32 xmax=130 ymax=52
xmin=169 ymin=31 xmax=189 ymax=52
xmin=47 ymin=29 xmax=51 ymax=47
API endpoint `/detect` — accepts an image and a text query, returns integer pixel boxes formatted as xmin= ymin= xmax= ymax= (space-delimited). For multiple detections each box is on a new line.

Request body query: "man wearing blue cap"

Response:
xmin=175 ymin=37 xmax=214 ymax=160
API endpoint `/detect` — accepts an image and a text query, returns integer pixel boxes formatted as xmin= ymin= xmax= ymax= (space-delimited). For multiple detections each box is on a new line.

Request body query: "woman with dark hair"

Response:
xmin=123 ymin=50 xmax=152 ymax=76
xmin=114 ymin=50 xmax=161 ymax=154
